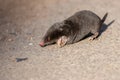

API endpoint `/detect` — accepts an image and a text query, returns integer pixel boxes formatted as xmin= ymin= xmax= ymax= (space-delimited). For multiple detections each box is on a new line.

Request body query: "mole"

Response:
xmin=39 ymin=10 xmax=108 ymax=47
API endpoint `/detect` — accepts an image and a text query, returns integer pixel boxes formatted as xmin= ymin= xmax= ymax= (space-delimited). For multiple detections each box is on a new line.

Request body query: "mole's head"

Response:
xmin=39 ymin=22 xmax=71 ymax=47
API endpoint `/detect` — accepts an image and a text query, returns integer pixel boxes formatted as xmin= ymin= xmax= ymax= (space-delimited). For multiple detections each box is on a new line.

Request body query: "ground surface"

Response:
xmin=0 ymin=0 xmax=120 ymax=80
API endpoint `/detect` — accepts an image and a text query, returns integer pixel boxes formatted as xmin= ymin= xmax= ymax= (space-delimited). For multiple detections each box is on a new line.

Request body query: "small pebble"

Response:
xmin=29 ymin=43 xmax=33 ymax=45
xmin=8 ymin=38 xmax=13 ymax=42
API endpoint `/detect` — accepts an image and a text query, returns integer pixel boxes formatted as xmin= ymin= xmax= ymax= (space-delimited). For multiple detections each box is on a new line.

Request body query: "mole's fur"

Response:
xmin=39 ymin=10 xmax=108 ymax=47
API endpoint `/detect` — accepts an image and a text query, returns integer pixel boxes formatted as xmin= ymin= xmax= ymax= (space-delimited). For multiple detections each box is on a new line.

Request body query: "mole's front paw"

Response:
xmin=57 ymin=36 xmax=68 ymax=47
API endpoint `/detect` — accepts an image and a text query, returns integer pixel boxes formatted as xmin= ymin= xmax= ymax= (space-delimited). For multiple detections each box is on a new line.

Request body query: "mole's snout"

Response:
xmin=39 ymin=42 xmax=45 ymax=47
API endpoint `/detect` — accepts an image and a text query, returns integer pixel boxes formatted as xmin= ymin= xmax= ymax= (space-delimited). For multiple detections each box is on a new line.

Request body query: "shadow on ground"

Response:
xmin=100 ymin=20 xmax=115 ymax=36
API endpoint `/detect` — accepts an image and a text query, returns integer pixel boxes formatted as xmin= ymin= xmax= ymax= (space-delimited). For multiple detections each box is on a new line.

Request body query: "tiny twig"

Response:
xmin=16 ymin=57 xmax=28 ymax=62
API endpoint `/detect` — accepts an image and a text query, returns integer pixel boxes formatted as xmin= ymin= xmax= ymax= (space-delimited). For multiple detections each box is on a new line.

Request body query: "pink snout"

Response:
xmin=39 ymin=42 xmax=45 ymax=47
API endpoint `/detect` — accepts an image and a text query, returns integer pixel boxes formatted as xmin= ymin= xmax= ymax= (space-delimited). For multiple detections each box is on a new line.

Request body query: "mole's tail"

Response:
xmin=101 ymin=13 xmax=108 ymax=24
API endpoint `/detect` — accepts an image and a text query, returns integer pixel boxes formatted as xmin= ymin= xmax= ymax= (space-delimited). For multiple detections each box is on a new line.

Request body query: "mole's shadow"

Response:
xmin=99 ymin=20 xmax=115 ymax=36
xmin=82 ymin=20 xmax=115 ymax=40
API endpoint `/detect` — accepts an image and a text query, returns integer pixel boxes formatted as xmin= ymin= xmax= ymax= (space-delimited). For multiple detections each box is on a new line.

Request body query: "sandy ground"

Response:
xmin=0 ymin=0 xmax=120 ymax=80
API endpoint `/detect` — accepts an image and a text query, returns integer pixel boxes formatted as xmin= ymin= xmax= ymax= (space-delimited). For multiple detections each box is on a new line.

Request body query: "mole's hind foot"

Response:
xmin=89 ymin=37 xmax=96 ymax=41
xmin=89 ymin=32 xmax=99 ymax=41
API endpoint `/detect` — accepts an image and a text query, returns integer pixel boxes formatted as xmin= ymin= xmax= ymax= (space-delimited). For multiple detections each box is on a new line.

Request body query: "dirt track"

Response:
xmin=0 ymin=0 xmax=120 ymax=80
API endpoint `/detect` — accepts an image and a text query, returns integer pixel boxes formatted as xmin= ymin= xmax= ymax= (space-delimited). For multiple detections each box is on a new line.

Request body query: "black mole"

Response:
xmin=39 ymin=10 xmax=108 ymax=47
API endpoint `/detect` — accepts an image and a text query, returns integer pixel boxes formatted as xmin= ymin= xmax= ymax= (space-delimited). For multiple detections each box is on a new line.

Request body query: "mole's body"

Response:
xmin=39 ymin=10 xmax=108 ymax=47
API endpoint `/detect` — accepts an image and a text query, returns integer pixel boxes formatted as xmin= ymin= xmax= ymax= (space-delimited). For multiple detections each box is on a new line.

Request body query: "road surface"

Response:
xmin=0 ymin=0 xmax=120 ymax=80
